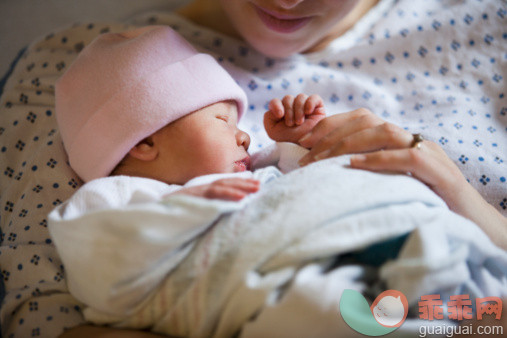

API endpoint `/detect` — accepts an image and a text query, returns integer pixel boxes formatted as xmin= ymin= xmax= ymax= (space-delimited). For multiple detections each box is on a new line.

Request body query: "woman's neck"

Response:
xmin=176 ymin=0 xmax=379 ymax=53
xmin=304 ymin=0 xmax=379 ymax=53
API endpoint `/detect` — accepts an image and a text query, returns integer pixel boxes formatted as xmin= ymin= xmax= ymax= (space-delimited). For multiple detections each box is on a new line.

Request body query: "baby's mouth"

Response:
xmin=234 ymin=156 xmax=251 ymax=172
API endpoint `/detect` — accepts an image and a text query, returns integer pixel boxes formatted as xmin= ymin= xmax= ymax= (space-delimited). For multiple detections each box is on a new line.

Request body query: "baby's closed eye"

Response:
xmin=216 ymin=115 xmax=229 ymax=122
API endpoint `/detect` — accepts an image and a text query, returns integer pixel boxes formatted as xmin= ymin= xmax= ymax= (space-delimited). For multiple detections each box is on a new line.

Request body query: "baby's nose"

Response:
xmin=236 ymin=130 xmax=251 ymax=151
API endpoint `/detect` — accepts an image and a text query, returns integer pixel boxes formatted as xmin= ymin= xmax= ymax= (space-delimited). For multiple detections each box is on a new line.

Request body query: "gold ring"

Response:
xmin=411 ymin=134 xmax=424 ymax=149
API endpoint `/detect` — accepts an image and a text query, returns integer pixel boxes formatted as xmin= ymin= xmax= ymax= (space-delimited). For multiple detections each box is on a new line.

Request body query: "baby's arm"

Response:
xmin=264 ymin=94 xmax=326 ymax=145
xmin=172 ymin=178 xmax=260 ymax=201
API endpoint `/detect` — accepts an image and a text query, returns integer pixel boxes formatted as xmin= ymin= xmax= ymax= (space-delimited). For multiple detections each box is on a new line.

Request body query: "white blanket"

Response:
xmin=48 ymin=145 xmax=507 ymax=337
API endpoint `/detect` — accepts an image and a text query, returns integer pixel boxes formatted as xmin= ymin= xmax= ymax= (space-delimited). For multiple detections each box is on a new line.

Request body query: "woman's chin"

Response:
xmin=247 ymin=39 xmax=306 ymax=59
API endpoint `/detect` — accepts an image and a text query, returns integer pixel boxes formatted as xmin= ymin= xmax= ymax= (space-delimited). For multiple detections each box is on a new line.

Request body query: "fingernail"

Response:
xmin=313 ymin=149 xmax=330 ymax=161
xmin=298 ymin=132 xmax=311 ymax=143
xmin=351 ymin=155 xmax=366 ymax=163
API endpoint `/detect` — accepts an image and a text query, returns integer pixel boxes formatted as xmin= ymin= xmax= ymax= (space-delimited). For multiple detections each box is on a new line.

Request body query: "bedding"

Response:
xmin=48 ymin=150 xmax=507 ymax=337
xmin=0 ymin=22 xmax=140 ymax=337
xmin=0 ymin=0 xmax=506 ymax=335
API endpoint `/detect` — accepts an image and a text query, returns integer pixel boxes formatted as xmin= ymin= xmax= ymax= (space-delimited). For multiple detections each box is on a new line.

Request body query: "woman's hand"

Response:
xmin=297 ymin=108 xmax=465 ymax=203
xmin=172 ymin=178 xmax=260 ymax=201
xmin=297 ymin=108 xmax=507 ymax=249
xmin=264 ymin=94 xmax=326 ymax=144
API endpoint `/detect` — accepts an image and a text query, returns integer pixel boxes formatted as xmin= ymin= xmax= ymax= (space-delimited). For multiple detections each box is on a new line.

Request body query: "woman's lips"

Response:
xmin=234 ymin=156 xmax=251 ymax=172
xmin=254 ymin=5 xmax=312 ymax=34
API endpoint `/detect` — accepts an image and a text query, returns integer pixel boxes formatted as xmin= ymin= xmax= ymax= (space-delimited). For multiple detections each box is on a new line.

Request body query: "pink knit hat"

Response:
xmin=56 ymin=26 xmax=247 ymax=182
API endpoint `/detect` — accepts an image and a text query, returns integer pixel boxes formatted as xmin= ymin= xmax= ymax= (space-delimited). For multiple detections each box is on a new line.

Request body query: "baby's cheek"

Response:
xmin=195 ymin=150 xmax=230 ymax=174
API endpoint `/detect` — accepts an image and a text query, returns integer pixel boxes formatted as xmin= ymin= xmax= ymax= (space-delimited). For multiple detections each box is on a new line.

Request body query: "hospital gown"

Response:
xmin=0 ymin=0 xmax=506 ymax=336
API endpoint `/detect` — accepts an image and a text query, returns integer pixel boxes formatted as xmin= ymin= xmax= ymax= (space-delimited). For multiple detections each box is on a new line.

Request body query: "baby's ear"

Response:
xmin=128 ymin=137 xmax=157 ymax=161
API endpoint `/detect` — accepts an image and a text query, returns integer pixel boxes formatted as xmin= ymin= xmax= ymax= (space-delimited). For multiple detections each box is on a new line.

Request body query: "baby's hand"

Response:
xmin=173 ymin=178 xmax=260 ymax=201
xmin=264 ymin=94 xmax=326 ymax=145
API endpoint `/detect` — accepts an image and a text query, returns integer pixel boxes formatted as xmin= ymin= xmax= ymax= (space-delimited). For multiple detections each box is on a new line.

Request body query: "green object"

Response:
xmin=340 ymin=289 xmax=398 ymax=336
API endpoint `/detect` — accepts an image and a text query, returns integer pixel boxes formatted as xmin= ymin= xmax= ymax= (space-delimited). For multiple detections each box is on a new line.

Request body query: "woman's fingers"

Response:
xmin=299 ymin=120 xmax=405 ymax=166
xmin=351 ymin=148 xmax=433 ymax=183
xmin=349 ymin=141 xmax=464 ymax=197
xmin=298 ymin=108 xmax=381 ymax=148
xmin=317 ymin=117 xmax=393 ymax=157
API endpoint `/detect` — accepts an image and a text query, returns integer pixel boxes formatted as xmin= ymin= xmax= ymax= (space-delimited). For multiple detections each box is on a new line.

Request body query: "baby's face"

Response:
xmin=151 ymin=101 xmax=251 ymax=184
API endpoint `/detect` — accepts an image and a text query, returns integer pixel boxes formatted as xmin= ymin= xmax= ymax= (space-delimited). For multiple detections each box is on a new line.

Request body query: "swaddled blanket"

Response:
xmin=48 ymin=145 xmax=507 ymax=338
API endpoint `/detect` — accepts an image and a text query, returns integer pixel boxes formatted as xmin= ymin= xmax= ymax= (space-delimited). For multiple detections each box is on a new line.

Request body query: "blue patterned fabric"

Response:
xmin=0 ymin=0 xmax=505 ymax=336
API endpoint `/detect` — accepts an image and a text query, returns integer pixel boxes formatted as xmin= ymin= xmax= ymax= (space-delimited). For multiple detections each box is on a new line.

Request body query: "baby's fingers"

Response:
xmin=223 ymin=178 xmax=260 ymax=192
xmin=209 ymin=178 xmax=260 ymax=200
xmin=294 ymin=94 xmax=309 ymax=125
xmin=268 ymin=99 xmax=284 ymax=119
xmin=205 ymin=186 xmax=248 ymax=201
xmin=304 ymin=94 xmax=325 ymax=116
xmin=282 ymin=95 xmax=295 ymax=127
